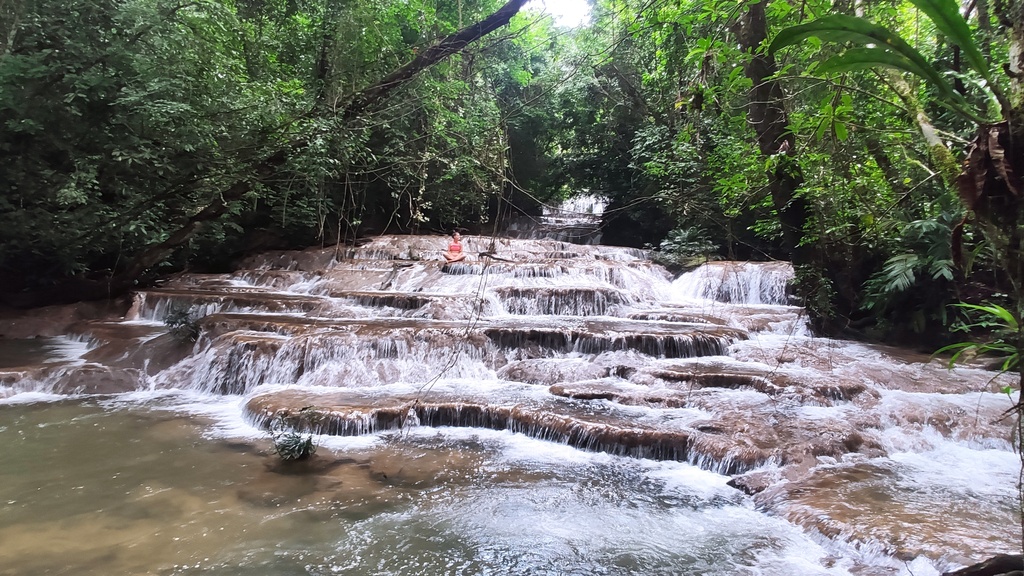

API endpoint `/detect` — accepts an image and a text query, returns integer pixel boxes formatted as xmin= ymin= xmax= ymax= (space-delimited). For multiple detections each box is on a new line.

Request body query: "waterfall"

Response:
xmin=671 ymin=261 xmax=794 ymax=305
xmin=502 ymin=194 xmax=607 ymax=244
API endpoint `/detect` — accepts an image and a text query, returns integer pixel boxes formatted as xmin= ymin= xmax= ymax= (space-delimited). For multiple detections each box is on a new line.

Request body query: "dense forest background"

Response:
xmin=1 ymin=0 xmax=1023 ymax=350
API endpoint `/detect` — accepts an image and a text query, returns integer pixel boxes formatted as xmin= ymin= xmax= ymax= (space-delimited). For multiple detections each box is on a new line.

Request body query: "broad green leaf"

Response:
xmin=833 ymin=121 xmax=848 ymax=141
xmin=774 ymin=10 xmax=1003 ymax=121
xmin=906 ymin=0 xmax=990 ymax=80
xmin=772 ymin=17 xmax=960 ymax=103
xmin=933 ymin=341 xmax=978 ymax=368
xmin=769 ymin=15 xmax=921 ymax=59
xmin=959 ymin=303 xmax=1008 ymax=323
xmin=882 ymin=253 xmax=919 ymax=292
xmin=954 ymin=303 xmax=1019 ymax=330
xmin=817 ymin=48 xmax=963 ymax=105
xmin=814 ymin=119 xmax=828 ymax=140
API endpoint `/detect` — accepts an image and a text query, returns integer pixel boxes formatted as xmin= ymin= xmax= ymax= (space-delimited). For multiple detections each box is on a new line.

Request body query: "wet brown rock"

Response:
xmin=755 ymin=458 xmax=1017 ymax=564
xmin=238 ymin=246 xmax=339 ymax=271
xmin=499 ymin=359 xmax=609 ymax=385
xmin=77 ymin=325 xmax=195 ymax=375
xmin=485 ymin=324 xmax=739 ymax=359
xmin=548 ymin=381 xmax=689 ymax=408
xmin=632 ymin=359 xmax=873 ymax=407
xmin=0 ymin=298 xmax=131 ymax=338
xmin=628 ymin=310 xmax=729 ymax=325
xmin=134 ymin=288 xmax=334 ymax=320
xmin=52 ymin=364 xmax=143 ymax=394
xmin=158 ymin=273 xmax=236 ymax=290
xmin=243 ymin=389 xmax=778 ymax=472
xmin=493 ymin=286 xmax=622 ymax=316
xmin=651 ymin=369 xmax=780 ymax=395
xmin=549 ymin=383 xmax=617 ymax=401
xmin=679 ymin=405 xmax=889 ymax=482
xmin=9 ymin=235 xmax=1020 ymax=571
xmin=339 ymin=292 xmax=434 ymax=310
xmin=872 ymin=391 xmax=1014 ymax=443
xmin=1 ymin=362 xmax=143 ymax=395
xmin=732 ymin=337 xmax=1017 ymax=396
xmin=942 ymin=555 xmax=1024 ymax=576
xmin=0 ymin=369 xmax=27 ymax=386
xmin=727 ymin=470 xmax=782 ymax=495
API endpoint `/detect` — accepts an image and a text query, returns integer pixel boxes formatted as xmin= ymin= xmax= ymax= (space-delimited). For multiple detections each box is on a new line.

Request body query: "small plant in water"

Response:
xmin=163 ymin=306 xmax=201 ymax=343
xmin=268 ymin=413 xmax=319 ymax=461
xmin=271 ymin=430 xmax=317 ymax=461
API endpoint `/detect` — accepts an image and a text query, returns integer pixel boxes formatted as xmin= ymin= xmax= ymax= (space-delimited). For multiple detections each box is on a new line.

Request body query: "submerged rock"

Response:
xmin=942 ymin=554 xmax=1024 ymax=576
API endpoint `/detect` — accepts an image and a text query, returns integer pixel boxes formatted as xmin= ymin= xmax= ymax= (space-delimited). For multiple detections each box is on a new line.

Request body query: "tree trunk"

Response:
xmin=738 ymin=0 xmax=810 ymax=264
xmin=864 ymin=135 xmax=910 ymax=198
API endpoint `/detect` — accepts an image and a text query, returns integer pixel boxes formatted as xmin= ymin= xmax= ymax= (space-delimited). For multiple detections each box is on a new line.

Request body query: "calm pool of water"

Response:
xmin=0 ymin=395 xmax=881 ymax=576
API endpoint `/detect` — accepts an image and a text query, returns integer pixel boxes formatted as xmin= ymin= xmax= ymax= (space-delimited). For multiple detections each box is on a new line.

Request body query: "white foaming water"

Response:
xmin=889 ymin=442 xmax=1019 ymax=498
xmin=541 ymin=193 xmax=606 ymax=226
xmin=49 ymin=388 xmax=863 ymax=575
xmin=43 ymin=335 xmax=96 ymax=361
xmin=0 ymin=334 xmax=95 ymax=367
xmin=550 ymin=194 xmax=606 ymax=216
xmin=160 ymin=330 xmax=501 ymax=394
xmin=502 ymin=195 xmax=608 ymax=244
xmin=0 ymin=391 xmax=72 ymax=404
xmin=672 ymin=261 xmax=795 ymax=305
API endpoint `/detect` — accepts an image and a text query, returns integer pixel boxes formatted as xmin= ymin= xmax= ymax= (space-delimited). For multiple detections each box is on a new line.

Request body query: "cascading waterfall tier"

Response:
xmin=672 ymin=260 xmax=795 ymax=305
xmin=501 ymin=194 xmax=607 ymax=245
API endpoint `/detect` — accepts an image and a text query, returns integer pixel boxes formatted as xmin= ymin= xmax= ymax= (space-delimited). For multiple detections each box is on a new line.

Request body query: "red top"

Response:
xmin=448 ymin=242 xmax=462 ymax=253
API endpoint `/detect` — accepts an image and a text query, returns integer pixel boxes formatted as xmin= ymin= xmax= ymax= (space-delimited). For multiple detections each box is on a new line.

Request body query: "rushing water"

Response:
xmin=0 ymin=228 xmax=1019 ymax=575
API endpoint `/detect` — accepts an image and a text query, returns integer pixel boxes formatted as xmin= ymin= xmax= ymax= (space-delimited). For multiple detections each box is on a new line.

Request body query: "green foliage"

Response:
xmin=936 ymin=303 xmax=1020 ymax=375
xmin=0 ymin=0 xmax=315 ymax=290
xmin=858 ymin=194 xmax=962 ymax=338
xmin=770 ymin=0 xmax=1007 ymax=123
xmin=863 ymin=218 xmax=956 ymax=308
xmin=651 ymin=228 xmax=718 ymax=269
xmin=772 ymin=16 xmax=973 ymax=117
xmin=0 ymin=0 xmax=559 ymax=295
xmin=268 ymin=412 xmax=319 ymax=461
xmin=869 ymin=254 xmax=921 ymax=295
xmin=795 ymin=263 xmax=837 ymax=322
xmin=3 ymin=0 xmax=1020 ymax=363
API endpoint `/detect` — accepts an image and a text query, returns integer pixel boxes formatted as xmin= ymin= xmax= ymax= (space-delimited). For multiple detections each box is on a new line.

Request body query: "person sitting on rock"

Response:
xmin=442 ymin=231 xmax=466 ymax=263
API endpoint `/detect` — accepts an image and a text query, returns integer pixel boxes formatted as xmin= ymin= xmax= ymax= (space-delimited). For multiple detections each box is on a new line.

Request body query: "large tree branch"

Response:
xmin=341 ymin=0 xmax=528 ymax=121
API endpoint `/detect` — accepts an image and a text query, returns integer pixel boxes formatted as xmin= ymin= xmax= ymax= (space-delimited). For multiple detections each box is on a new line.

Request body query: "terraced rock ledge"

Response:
xmin=245 ymin=389 xmax=773 ymax=475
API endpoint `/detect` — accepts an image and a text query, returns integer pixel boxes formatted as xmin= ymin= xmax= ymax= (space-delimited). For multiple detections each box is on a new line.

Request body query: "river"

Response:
xmin=0 ymin=209 xmax=1018 ymax=575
